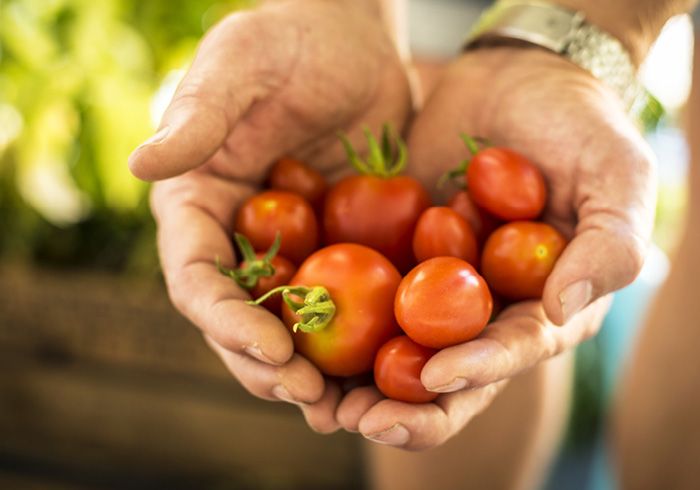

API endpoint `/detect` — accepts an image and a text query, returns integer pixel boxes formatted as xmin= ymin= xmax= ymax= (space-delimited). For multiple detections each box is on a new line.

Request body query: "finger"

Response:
xmin=128 ymin=10 xmax=296 ymax=181
xmin=543 ymin=129 xmax=657 ymax=325
xmin=421 ymin=298 xmax=611 ymax=393
xmin=358 ymin=382 xmax=505 ymax=451
xmin=152 ymin=173 xmax=294 ymax=365
xmin=206 ymin=336 xmax=325 ymax=404
xmin=336 ymin=386 xmax=384 ymax=432
xmin=299 ymin=382 xmax=343 ymax=434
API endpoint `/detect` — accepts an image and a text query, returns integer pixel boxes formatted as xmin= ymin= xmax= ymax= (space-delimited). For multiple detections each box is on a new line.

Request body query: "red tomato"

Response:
xmin=268 ymin=157 xmax=327 ymax=209
xmin=481 ymin=221 xmax=566 ymax=300
xmin=467 ymin=148 xmax=546 ymax=221
xmin=374 ymin=336 xmax=438 ymax=403
xmin=235 ymin=190 xmax=318 ymax=264
xmin=395 ymin=257 xmax=493 ymax=349
xmin=247 ymin=254 xmax=296 ymax=316
xmin=412 ymin=206 xmax=478 ymax=266
xmin=448 ymin=190 xmax=500 ymax=244
xmin=324 ymin=175 xmax=430 ymax=272
xmin=282 ymin=244 xmax=401 ymax=376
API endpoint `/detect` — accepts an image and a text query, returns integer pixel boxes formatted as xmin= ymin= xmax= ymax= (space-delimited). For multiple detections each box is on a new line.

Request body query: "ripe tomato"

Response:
xmin=467 ymin=147 xmax=546 ymax=221
xmin=374 ymin=336 xmax=438 ymax=403
xmin=448 ymin=190 xmax=500 ymax=244
xmin=282 ymin=244 xmax=401 ymax=376
xmin=235 ymin=190 xmax=318 ymax=264
xmin=412 ymin=206 xmax=478 ymax=266
xmin=247 ymin=254 xmax=296 ymax=316
xmin=481 ymin=221 xmax=566 ymax=300
xmin=324 ymin=176 xmax=430 ymax=272
xmin=268 ymin=157 xmax=327 ymax=209
xmin=395 ymin=257 xmax=492 ymax=349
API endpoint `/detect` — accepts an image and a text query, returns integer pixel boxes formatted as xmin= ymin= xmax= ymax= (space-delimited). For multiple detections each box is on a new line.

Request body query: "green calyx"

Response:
xmin=247 ymin=285 xmax=336 ymax=333
xmin=217 ymin=232 xmax=281 ymax=289
xmin=339 ymin=124 xmax=407 ymax=178
xmin=437 ymin=133 xmax=491 ymax=189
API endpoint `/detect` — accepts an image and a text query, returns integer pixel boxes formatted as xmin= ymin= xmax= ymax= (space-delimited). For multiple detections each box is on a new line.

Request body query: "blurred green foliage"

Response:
xmin=0 ymin=0 xmax=251 ymax=273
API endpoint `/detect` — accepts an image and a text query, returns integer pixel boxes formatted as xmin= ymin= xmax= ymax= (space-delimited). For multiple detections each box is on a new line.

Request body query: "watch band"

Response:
xmin=465 ymin=0 xmax=657 ymax=120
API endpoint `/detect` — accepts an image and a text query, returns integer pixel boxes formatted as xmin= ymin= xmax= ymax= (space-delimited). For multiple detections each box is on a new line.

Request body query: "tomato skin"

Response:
xmin=246 ymin=254 xmax=296 ymax=316
xmin=395 ymin=257 xmax=493 ymax=349
xmin=268 ymin=157 xmax=327 ymax=209
xmin=481 ymin=221 xmax=566 ymax=300
xmin=374 ymin=336 xmax=438 ymax=403
xmin=448 ymin=190 xmax=500 ymax=244
xmin=467 ymin=148 xmax=546 ymax=221
xmin=235 ymin=190 xmax=319 ymax=265
xmin=412 ymin=207 xmax=478 ymax=266
xmin=282 ymin=244 xmax=401 ymax=377
xmin=323 ymin=175 xmax=430 ymax=272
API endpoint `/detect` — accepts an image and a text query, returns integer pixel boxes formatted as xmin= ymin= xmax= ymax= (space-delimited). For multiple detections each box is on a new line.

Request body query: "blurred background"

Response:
xmin=0 ymin=0 xmax=693 ymax=489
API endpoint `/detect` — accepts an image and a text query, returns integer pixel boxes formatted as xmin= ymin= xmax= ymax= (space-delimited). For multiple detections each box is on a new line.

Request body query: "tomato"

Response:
xmin=324 ymin=127 xmax=430 ymax=272
xmin=448 ymin=190 xmax=500 ymax=244
xmin=268 ymin=157 xmax=327 ymax=209
xmin=374 ymin=336 xmax=438 ymax=403
xmin=466 ymin=147 xmax=546 ymax=221
xmin=412 ymin=206 xmax=478 ymax=266
xmin=481 ymin=221 xmax=566 ymax=300
xmin=248 ymin=254 xmax=296 ymax=316
xmin=281 ymin=244 xmax=402 ymax=376
xmin=235 ymin=190 xmax=318 ymax=264
xmin=395 ymin=257 xmax=492 ymax=349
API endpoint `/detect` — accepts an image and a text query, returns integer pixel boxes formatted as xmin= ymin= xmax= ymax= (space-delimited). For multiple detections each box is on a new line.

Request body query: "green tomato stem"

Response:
xmin=246 ymin=285 xmax=336 ymax=333
xmin=217 ymin=232 xmax=281 ymax=290
xmin=338 ymin=124 xmax=407 ymax=178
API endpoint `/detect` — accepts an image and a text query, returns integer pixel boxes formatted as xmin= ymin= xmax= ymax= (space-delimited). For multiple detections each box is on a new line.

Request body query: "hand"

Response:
xmin=128 ymin=0 xmax=411 ymax=432
xmin=336 ymin=46 xmax=655 ymax=450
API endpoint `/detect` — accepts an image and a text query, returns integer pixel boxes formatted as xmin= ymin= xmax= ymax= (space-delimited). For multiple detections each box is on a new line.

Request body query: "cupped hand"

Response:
xmin=338 ymin=46 xmax=656 ymax=450
xmin=128 ymin=0 xmax=411 ymax=432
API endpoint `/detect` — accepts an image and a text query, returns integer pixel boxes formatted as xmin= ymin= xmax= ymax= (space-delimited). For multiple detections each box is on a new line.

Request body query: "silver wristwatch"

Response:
xmin=465 ymin=0 xmax=654 ymax=120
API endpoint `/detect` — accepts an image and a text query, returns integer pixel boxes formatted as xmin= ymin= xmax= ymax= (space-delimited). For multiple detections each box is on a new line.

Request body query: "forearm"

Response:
xmin=553 ymin=0 xmax=698 ymax=65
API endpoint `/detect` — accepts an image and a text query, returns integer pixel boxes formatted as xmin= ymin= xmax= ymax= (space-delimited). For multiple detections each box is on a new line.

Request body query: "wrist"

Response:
xmin=552 ymin=0 xmax=695 ymax=66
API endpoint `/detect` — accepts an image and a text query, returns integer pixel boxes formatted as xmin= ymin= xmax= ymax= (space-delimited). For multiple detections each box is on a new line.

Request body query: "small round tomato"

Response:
xmin=248 ymin=254 xmax=296 ymax=316
xmin=467 ymin=147 xmax=546 ymax=221
xmin=235 ymin=190 xmax=318 ymax=264
xmin=268 ymin=157 xmax=327 ymax=209
xmin=374 ymin=336 xmax=438 ymax=403
xmin=395 ymin=257 xmax=493 ymax=349
xmin=282 ymin=244 xmax=401 ymax=377
xmin=481 ymin=221 xmax=566 ymax=300
xmin=448 ymin=190 xmax=500 ymax=244
xmin=412 ymin=206 xmax=478 ymax=266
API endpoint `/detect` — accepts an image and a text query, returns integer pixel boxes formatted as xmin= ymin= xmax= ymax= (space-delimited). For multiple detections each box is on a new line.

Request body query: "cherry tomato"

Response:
xmin=467 ymin=147 xmax=546 ymax=221
xmin=412 ymin=206 xmax=478 ymax=266
xmin=247 ymin=254 xmax=296 ymax=316
xmin=395 ymin=257 xmax=493 ymax=349
xmin=324 ymin=175 xmax=429 ymax=272
xmin=235 ymin=190 xmax=318 ymax=264
xmin=448 ymin=190 xmax=500 ymax=244
xmin=481 ymin=221 xmax=566 ymax=300
xmin=374 ymin=336 xmax=438 ymax=403
xmin=268 ymin=157 xmax=327 ymax=209
xmin=282 ymin=244 xmax=401 ymax=377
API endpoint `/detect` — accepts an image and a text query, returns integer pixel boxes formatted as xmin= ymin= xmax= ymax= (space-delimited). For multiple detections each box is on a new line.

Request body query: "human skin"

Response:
xmin=128 ymin=0 xmax=690 ymax=452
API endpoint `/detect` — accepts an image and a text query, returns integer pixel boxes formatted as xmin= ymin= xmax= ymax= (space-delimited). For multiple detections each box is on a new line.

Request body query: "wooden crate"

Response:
xmin=0 ymin=265 xmax=363 ymax=490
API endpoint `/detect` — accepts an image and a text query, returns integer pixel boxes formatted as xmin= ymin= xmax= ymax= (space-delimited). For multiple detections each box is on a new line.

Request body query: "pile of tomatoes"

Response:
xmin=219 ymin=127 xmax=566 ymax=403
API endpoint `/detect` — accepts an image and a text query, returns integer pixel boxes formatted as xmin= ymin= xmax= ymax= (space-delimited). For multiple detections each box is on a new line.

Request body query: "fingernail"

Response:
xmin=272 ymin=385 xmax=305 ymax=406
xmin=364 ymin=424 xmax=410 ymax=447
xmin=137 ymin=126 xmax=170 ymax=149
xmin=559 ymin=279 xmax=593 ymax=324
xmin=429 ymin=377 xmax=467 ymax=393
xmin=244 ymin=345 xmax=276 ymax=364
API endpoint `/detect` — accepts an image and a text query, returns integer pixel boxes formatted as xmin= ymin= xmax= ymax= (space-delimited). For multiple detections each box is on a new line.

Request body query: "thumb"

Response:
xmin=543 ymin=133 xmax=657 ymax=325
xmin=128 ymin=12 xmax=285 ymax=181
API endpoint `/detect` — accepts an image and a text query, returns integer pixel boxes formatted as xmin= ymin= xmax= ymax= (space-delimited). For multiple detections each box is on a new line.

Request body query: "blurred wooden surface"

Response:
xmin=0 ymin=265 xmax=363 ymax=490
